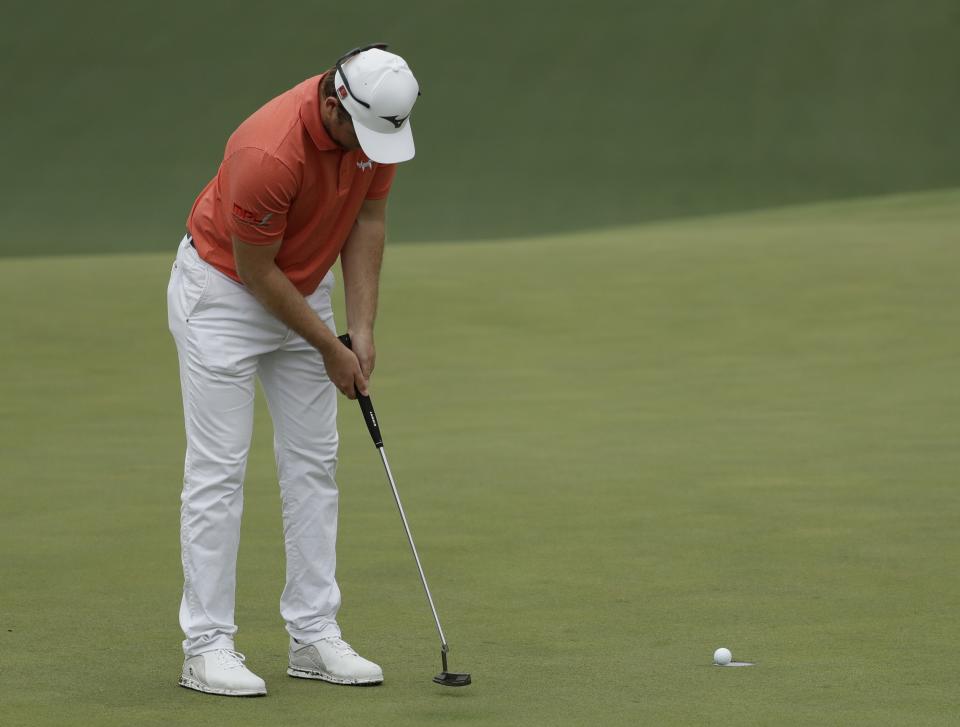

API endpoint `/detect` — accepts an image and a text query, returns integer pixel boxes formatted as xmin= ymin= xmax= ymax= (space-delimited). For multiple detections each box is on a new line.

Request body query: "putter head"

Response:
xmin=433 ymin=671 xmax=472 ymax=687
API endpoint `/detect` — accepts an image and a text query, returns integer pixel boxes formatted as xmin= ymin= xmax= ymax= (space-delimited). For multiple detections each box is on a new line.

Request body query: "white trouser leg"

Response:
xmin=167 ymin=235 xmax=285 ymax=656
xmin=258 ymin=280 xmax=343 ymax=643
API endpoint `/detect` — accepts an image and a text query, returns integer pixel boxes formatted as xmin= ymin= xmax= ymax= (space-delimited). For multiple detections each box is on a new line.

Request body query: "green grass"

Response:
xmin=3 ymin=0 xmax=960 ymax=254
xmin=1 ymin=190 xmax=958 ymax=725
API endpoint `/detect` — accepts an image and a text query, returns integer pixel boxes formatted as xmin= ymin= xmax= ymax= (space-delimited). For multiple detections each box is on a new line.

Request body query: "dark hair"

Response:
xmin=321 ymin=70 xmax=352 ymax=124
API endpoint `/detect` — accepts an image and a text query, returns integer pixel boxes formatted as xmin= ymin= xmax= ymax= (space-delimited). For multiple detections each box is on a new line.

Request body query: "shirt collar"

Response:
xmin=301 ymin=73 xmax=338 ymax=151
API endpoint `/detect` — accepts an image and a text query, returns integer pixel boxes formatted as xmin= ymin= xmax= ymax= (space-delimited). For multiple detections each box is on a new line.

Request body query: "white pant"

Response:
xmin=167 ymin=234 xmax=342 ymax=656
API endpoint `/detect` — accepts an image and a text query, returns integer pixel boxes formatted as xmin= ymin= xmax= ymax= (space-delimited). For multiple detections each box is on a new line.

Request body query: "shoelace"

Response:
xmin=215 ymin=649 xmax=248 ymax=670
xmin=320 ymin=637 xmax=359 ymax=657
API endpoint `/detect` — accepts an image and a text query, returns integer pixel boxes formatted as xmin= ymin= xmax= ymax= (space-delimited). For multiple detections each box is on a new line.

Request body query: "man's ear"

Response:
xmin=321 ymin=95 xmax=341 ymax=119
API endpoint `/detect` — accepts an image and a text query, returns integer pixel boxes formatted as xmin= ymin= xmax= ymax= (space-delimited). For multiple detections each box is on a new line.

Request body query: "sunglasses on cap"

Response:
xmin=335 ymin=43 xmax=421 ymax=110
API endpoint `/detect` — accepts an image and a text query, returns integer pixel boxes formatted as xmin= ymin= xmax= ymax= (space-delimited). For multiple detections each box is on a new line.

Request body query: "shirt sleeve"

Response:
xmin=220 ymin=147 xmax=298 ymax=244
xmin=365 ymin=163 xmax=397 ymax=200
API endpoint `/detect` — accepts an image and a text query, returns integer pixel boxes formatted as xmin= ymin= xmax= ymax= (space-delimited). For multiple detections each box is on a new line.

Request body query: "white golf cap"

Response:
xmin=334 ymin=47 xmax=419 ymax=163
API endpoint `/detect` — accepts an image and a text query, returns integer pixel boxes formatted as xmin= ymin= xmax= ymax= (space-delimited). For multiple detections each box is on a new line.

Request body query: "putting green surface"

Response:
xmin=1 ymin=191 xmax=958 ymax=725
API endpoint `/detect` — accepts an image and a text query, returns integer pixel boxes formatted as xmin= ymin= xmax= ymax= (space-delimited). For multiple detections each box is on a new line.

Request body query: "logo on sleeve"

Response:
xmin=356 ymin=159 xmax=373 ymax=171
xmin=232 ymin=204 xmax=274 ymax=227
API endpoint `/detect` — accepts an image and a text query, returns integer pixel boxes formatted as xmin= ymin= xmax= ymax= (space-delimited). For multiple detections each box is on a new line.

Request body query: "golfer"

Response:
xmin=167 ymin=45 xmax=420 ymax=696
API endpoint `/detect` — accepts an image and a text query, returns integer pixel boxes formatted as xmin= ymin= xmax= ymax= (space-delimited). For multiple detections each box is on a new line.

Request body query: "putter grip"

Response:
xmin=337 ymin=334 xmax=384 ymax=448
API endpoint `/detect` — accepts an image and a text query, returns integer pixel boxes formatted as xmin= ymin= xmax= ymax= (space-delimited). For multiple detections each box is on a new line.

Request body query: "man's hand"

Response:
xmin=322 ymin=343 xmax=368 ymax=399
xmin=348 ymin=329 xmax=376 ymax=380
xmin=233 ymin=236 xmax=369 ymax=399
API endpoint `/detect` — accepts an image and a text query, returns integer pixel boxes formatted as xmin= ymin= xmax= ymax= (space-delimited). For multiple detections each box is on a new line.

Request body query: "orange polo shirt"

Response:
xmin=187 ymin=73 xmax=396 ymax=295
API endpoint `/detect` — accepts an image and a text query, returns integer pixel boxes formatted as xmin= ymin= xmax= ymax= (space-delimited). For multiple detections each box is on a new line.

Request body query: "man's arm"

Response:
xmin=340 ymin=197 xmax=387 ymax=380
xmin=232 ymin=237 xmax=367 ymax=398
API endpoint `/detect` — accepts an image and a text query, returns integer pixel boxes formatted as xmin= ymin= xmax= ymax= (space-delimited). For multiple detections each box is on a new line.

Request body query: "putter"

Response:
xmin=338 ymin=334 xmax=472 ymax=687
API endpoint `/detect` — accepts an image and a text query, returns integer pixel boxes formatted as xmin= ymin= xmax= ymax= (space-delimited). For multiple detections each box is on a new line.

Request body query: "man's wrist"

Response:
xmin=314 ymin=329 xmax=342 ymax=357
xmin=347 ymin=325 xmax=374 ymax=339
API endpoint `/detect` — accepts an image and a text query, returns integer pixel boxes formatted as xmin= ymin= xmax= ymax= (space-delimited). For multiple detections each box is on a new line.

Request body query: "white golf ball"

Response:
xmin=713 ymin=647 xmax=732 ymax=666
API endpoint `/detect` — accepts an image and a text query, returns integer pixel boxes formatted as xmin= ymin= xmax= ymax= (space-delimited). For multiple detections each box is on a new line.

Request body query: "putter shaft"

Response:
xmin=377 ymin=446 xmax=449 ymax=650
xmin=336 ymin=334 xmax=467 ymax=683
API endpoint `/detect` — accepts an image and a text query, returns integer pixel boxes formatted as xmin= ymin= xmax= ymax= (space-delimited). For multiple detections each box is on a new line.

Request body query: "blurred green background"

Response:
xmin=1 ymin=0 xmax=959 ymax=255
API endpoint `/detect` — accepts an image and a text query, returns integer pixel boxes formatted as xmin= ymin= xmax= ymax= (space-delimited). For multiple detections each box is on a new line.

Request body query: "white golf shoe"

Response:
xmin=287 ymin=636 xmax=384 ymax=685
xmin=178 ymin=649 xmax=267 ymax=697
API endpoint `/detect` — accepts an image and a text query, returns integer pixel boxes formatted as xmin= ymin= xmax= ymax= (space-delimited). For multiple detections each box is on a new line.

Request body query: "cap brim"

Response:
xmin=354 ymin=120 xmax=415 ymax=164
